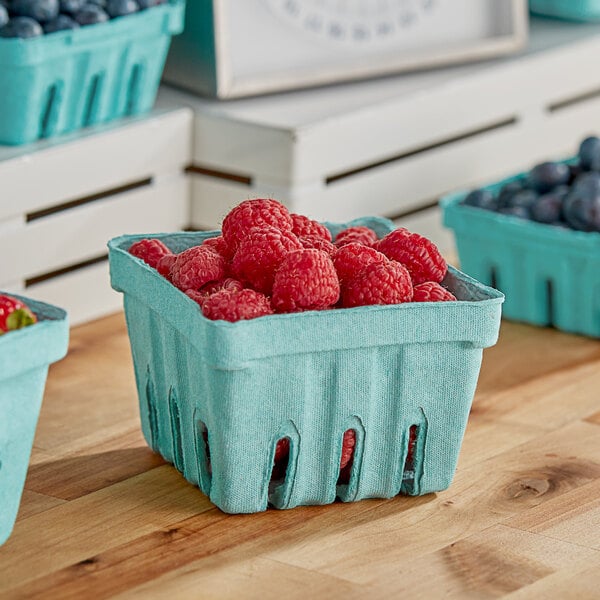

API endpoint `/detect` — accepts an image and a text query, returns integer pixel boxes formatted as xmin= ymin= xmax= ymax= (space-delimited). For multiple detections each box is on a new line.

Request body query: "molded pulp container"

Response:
xmin=0 ymin=0 xmax=185 ymax=146
xmin=442 ymin=163 xmax=600 ymax=337
xmin=530 ymin=0 xmax=600 ymax=21
xmin=0 ymin=295 xmax=68 ymax=545
xmin=108 ymin=218 xmax=503 ymax=514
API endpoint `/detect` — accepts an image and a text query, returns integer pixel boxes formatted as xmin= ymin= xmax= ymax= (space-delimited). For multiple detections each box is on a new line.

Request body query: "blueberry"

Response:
xmin=497 ymin=180 xmax=525 ymax=208
xmin=568 ymin=163 xmax=583 ymax=184
xmin=44 ymin=12 xmax=79 ymax=31
xmin=462 ymin=189 xmax=497 ymax=211
xmin=0 ymin=5 xmax=8 ymax=28
xmin=60 ymin=0 xmax=85 ymax=13
xmin=498 ymin=206 xmax=531 ymax=220
xmin=87 ymin=0 xmax=107 ymax=6
xmin=578 ymin=136 xmax=600 ymax=171
xmin=106 ymin=0 xmax=138 ymax=17
xmin=74 ymin=4 xmax=108 ymax=24
xmin=531 ymin=186 xmax=569 ymax=224
xmin=572 ymin=171 xmax=600 ymax=196
xmin=527 ymin=161 xmax=570 ymax=193
xmin=12 ymin=0 xmax=59 ymax=22
xmin=563 ymin=186 xmax=600 ymax=231
xmin=504 ymin=189 xmax=538 ymax=211
xmin=0 ymin=15 xmax=43 ymax=36
xmin=137 ymin=0 xmax=165 ymax=7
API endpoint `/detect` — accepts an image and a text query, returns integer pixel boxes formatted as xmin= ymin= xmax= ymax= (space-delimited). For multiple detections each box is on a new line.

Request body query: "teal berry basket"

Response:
xmin=530 ymin=0 xmax=600 ymax=21
xmin=0 ymin=295 xmax=68 ymax=546
xmin=108 ymin=217 xmax=503 ymax=514
xmin=442 ymin=162 xmax=600 ymax=337
xmin=0 ymin=0 xmax=185 ymax=146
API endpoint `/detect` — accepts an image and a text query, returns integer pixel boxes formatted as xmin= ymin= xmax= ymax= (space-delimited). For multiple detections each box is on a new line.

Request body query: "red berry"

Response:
xmin=222 ymin=199 xmax=293 ymax=250
xmin=202 ymin=288 xmax=273 ymax=322
xmin=377 ymin=229 xmax=447 ymax=285
xmin=342 ymin=261 xmax=413 ymax=308
xmin=202 ymin=235 xmax=234 ymax=261
xmin=0 ymin=295 xmax=37 ymax=333
xmin=232 ymin=227 xmax=302 ymax=294
xmin=333 ymin=243 xmax=387 ymax=283
xmin=290 ymin=214 xmax=332 ymax=241
xmin=299 ymin=235 xmax=337 ymax=257
xmin=340 ymin=429 xmax=356 ymax=469
xmin=185 ymin=289 xmax=207 ymax=307
xmin=187 ymin=278 xmax=245 ymax=308
xmin=335 ymin=226 xmax=378 ymax=247
xmin=171 ymin=246 xmax=226 ymax=291
xmin=275 ymin=438 xmax=290 ymax=462
xmin=272 ymin=249 xmax=340 ymax=313
xmin=128 ymin=238 xmax=171 ymax=269
xmin=156 ymin=254 xmax=177 ymax=280
xmin=412 ymin=282 xmax=456 ymax=302
xmin=406 ymin=425 xmax=418 ymax=464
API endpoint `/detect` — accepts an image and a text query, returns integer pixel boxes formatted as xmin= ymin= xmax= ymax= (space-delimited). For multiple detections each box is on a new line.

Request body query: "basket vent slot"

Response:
xmin=126 ymin=64 xmax=143 ymax=116
xmin=145 ymin=372 xmax=159 ymax=451
xmin=546 ymin=279 xmax=555 ymax=327
xmin=337 ymin=429 xmax=356 ymax=486
xmin=169 ymin=389 xmax=184 ymax=472
xmin=196 ymin=420 xmax=212 ymax=492
xmin=83 ymin=73 xmax=104 ymax=127
xmin=40 ymin=83 xmax=61 ymax=139
xmin=401 ymin=421 xmax=426 ymax=496
xmin=269 ymin=437 xmax=291 ymax=498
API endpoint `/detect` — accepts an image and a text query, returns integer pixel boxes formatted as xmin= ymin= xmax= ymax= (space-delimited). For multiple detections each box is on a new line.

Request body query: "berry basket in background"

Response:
xmin=0 ymin=0 xmax=185 ymax=146
xmin=529 ymin=0 xmax=600 ymax=21
xmin=442 ymin=162 xmax=600 ymax=337
xmin=108 ymin=217 xmax=503 ymax=514
xmin=0 ymin=295 xmax=68 ymax=546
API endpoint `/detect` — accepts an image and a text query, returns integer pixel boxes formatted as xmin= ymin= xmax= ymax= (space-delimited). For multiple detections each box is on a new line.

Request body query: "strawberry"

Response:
xmin=0 ymin=294 xmax=37 ymax=334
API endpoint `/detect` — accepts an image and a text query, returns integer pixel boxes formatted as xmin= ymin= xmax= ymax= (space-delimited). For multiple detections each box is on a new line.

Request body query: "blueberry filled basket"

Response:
xmin=530 ymin=0 xmax=600 ymax=22
xmin=0 ymin=295 xmax=68 ymax=546
xmin=443 ymin=160 xmax=600 ymax=337
xmin=0 ymin=0 xmax=185 ymax=146
xmin=108 ymin=218 xmax=503 ymax=514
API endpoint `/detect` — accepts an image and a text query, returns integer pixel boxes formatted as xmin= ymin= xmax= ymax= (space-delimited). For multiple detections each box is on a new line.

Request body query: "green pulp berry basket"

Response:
xmin=0 ymin=295 xmax=68 ymax=546
xmin=108 ymin=218 xmax=503 ymax=514
xmin=442 ymin=160 xmax=600 ymax=337
xmin=530 ymin=0 xmax=600 ymax=21
xmin=0 ymin=0 xmax=185 ymax=146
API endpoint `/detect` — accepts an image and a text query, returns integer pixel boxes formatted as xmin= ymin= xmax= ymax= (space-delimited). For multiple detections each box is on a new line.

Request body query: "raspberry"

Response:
xmin=333 ymin=243 xmax=388 ymax=283
xmin=128 ymin=238 xmax=171 ymax=269
xmin=232 ymin=227 xmax=302 ymax=294
xmin=340 ymin=429 xmax=356 ymax=469
xmin=272 ymin=249 xmax=340 ymax=313
xmin=0 ymin=294 xmax=36 ymax=333
xmin=299 ymin=235 xmax=337 ymax=257
xmin=335 ymin=226 xmax=378 ymax=247
xmin=342 ymin=261 xmax=413 ymax=308
xmin=290 ymin=214 xmax=332 ymax=241
xmin=202 ymin=235 xmax=234 ymax=261
xmin=202 ymin=288 xmax=273 ymax=322
xmin=156 ymin=253 xmax=176 ymax=280
xmin=377 ymin=229 xmax=447 ymax=285
xmin=412 ymin=282 xmax=456 ymax=302
xmin=171 ymin=246 xmax=226 ymax=291
xmin=406 ymin=425 xmax=418 ymax=464
xmin=221 ymin=199 xmax=293 ymax=250
xmin=186 ymin=279 xmax=244 ymax=307
xmin=272 ymin=438 xmax=290 ymax=481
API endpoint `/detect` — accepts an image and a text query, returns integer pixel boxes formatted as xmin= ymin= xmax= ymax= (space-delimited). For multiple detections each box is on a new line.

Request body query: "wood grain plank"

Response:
xmin=15 ymin=490 xmax=67 ymax=520
xmin=25 ymin=430 xmax=165 ymax=501
xmin=0 ymin=466 xmax=211 ymax=593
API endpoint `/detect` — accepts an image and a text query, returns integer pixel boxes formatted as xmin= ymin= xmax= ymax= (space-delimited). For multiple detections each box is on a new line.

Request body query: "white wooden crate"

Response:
xmin=0 ymin=109 xmax=193 ymax=326
xmin=158 ymin=17 xmax=600 ymax=252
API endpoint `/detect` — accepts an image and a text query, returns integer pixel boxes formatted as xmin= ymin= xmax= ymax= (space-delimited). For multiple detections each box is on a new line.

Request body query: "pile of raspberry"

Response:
xmin=128 ymin=199 xmax=456 ymax=323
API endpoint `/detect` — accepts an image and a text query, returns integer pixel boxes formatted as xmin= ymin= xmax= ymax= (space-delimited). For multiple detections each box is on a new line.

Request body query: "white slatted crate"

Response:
xmin=0 ymin=109 xmax=192 ymax=325
xmin=158 ymin=17 xmax=600 ymax=253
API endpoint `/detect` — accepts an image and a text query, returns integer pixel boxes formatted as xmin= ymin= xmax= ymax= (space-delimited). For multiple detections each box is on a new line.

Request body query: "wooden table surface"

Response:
xmin=1 ymin=312 xmax=600 ymax=599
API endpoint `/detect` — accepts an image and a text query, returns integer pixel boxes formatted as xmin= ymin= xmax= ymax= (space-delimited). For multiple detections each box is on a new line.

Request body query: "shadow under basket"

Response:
xmin=0 ymin=295 xmax=68 ymax=546
xmin=108 ymin=217 xmax=503 ymax=514
xmin=0 ymin=0 xmax=185 ymax=146
xmin=442 ymin=160 xmax=600 ymax=338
